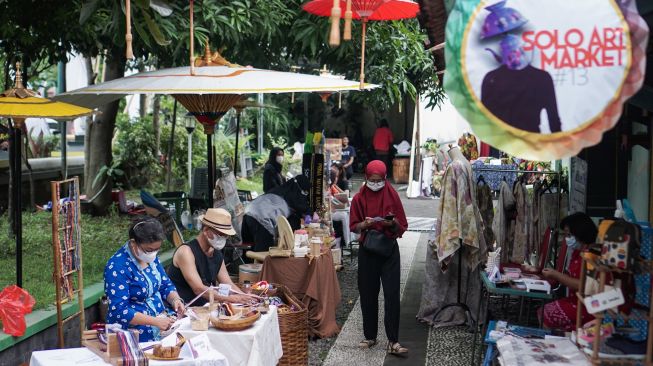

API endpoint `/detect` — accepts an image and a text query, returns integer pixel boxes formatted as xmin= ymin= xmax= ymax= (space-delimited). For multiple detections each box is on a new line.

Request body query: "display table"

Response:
xmin=260 ymin=250 xmax=341 ymax=338
xmin=30 ymin=342 xmax=228 ymax=366
xmin=470 ymin=272 xmax=554 ymax=365
xmin=30 ymin=307 xmax=282 ymax=366
xmin=177 ymin=306 xmax=283 ymax=366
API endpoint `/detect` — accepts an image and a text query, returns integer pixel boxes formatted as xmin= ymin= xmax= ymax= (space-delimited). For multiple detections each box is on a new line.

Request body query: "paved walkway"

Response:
xmin=321 ymin=184 xmax=477 ymax=366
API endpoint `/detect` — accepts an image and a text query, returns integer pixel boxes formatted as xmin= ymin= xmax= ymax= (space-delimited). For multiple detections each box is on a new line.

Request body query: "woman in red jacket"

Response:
xmin=350 ymin=160 xmax=408 ymax=356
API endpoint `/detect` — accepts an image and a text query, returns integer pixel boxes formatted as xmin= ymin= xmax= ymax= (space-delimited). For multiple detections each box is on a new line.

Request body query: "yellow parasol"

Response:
xmin=0 ymin=62 xmax=93 ymax=288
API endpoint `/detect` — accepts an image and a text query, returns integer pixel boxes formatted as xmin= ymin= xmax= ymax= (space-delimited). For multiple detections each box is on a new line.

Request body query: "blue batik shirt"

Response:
xmin=104 ymin=242 xmax=177 ymax=341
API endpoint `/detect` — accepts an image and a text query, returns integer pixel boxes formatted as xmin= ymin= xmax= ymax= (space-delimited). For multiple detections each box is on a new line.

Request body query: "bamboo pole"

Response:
xmin=329 ymin=0 xmax=342 ymax=47
xmin=51 ymin=181 xmax=65 ymax=348
xmin=74 ymin=177 xmax=85 ymax=344
xmin=343 ymin=0 xmax=353 ymax=40
xmin=125 ymin=0 xmax=134 ymax=59
xmin=359 ymin=18 xmax=367 ymax=89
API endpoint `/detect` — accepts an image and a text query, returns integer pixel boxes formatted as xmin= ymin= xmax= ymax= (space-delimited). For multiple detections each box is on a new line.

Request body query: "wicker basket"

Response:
xmin=210 ymin=310 xmax=261 ymax=331
xmin=275 ymin=284 xmax=308 ymax=366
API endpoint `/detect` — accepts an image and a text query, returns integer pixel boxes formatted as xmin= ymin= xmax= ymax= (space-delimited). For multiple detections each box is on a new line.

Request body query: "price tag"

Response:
xmin=217 ymin=284 xmax=231 ymax=297
xmin=583 ymin=287 xmax=624 ymax=314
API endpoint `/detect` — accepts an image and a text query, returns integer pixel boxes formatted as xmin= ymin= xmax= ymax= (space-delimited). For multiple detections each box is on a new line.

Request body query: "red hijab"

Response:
xmin=349 ymin=160 xmax=408 ymax=239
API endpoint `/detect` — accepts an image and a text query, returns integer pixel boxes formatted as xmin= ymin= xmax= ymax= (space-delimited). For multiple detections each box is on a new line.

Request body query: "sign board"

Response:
xmin=444 ymin=0 xmax=648 ymax=160
xmin=570 ymin=157 xmax=588 ymax=213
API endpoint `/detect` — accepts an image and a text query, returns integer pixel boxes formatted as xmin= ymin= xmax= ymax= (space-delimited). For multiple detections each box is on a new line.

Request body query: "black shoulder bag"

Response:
xmin=363 ymin=229 xmax=397 ymax=257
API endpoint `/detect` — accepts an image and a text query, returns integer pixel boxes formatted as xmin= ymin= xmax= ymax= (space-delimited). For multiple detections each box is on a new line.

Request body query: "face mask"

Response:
xmin=565 ymin=235 xmax=580 ymax=250
xmin=208 ymin=233 xmax=227 ymax=250
xmin=367 ymin=181 xmax=385 ymax=192
xmin=134 ymin=244 xmax=158 ymax=263
xmin=276 ymin=156 xmax=284 ymax=164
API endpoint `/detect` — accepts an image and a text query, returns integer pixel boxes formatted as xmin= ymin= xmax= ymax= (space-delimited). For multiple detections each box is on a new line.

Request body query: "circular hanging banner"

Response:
xmin=445 ymin=0 xmax=649 ymax=160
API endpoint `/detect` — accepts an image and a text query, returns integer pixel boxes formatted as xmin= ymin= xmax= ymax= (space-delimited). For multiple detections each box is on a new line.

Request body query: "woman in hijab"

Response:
xmin=242 ymin=174 xmax=311 ymax=252
xmin=350 ymin=160 xmax=408 ymax=356
xmin=263 ymin=147 xmax=286 ymax=193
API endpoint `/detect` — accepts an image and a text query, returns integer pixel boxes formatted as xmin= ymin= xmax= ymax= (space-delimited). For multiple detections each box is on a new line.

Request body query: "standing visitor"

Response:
xmin=104 ymin=217 xmax=185 ymax=342
xmin=350 ymin=160 xmax=409 ymax=356
xmin=373 ymin=119 xmax=394 ymax=170
xmin=341 ymin=136 xmax=356 ymax=180
xmin=263 ymin=147 xmax=286 ymax=193
xmin=167 ymin=208 xmax=252 ymax=306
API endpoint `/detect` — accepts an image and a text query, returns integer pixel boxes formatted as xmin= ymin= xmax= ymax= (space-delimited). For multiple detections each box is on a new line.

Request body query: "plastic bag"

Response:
xmin=0 ymin=285 xmax=36 ymax=336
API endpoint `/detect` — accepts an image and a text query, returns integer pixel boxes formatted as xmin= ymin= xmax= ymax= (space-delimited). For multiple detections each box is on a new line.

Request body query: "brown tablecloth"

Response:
xmin=260 ymin=250 xmax=342 ymax=338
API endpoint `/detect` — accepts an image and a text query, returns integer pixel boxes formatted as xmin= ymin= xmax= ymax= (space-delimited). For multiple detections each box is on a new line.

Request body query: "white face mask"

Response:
xmin=565 ymin=235 xmax=580 ymax=250
xmin=208 ymin=233 xmax=227 ymax=250
xmin=276 ymin=156 xmax=284 ymax=164
xmin=367 ymin=181 xmax=385 ymax=192
xmin=134 ymin=244 xmax=158 ymax=263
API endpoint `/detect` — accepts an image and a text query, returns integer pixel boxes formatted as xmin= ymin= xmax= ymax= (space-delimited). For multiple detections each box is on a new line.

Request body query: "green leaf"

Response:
xmin=149 ymin=0 xmax=173 ymax=17
xmin=142 ymin=9 xmax=171 ymax=46
xmin=79 ymin=0 xmax=100 ymax=25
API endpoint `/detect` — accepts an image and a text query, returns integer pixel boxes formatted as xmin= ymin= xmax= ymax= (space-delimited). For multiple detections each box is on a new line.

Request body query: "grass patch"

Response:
xmin=0 ymin=210 xmax=175 ymax=310
xmin=236 ymin=176 xmax=263 ymax=195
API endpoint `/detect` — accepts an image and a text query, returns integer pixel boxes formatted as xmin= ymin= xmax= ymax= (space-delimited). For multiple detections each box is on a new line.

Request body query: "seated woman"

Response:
xmin=331 ymin=162 xmax=349 ymax=193
xmin=541 ymin=213 xmax=597 ymax=331
xmin=167 ymin=208 xmax=253 ymax=306
xmin=329 ymin=167 xmax=351 ymax=246
xmin=241 ymin=175 xmax=311 ymax=252
xmin=104 ymin=217 xmax=185 ymax=341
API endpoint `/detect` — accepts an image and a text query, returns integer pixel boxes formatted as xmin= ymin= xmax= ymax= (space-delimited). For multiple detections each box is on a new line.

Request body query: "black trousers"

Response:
xmin=242 ymin=215 xmax=274 ymax=252
xmin=358 ymin=242 xmax=401 ymax=342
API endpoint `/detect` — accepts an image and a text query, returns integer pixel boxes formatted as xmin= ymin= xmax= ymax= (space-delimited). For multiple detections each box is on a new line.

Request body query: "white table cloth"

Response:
xmin=29 ymin=342 xmax=228 ymax=366
xmin=176 ymin=306 xmax=282 ymax=366
xmin=30 ymin=307 xmax=282 ymax=366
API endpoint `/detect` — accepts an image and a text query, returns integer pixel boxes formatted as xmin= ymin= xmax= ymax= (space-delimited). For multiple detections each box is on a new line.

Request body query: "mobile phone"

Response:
xmin=384 ymin=214 xmax=395 ymax=221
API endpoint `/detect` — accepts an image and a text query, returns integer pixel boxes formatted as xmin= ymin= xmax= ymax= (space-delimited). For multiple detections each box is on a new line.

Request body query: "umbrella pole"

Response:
xmin=234 ymin=111 xmax=241 ymax=174
xmin=13 ymin=118 xmax=23 ymax=287
xmin=206 ymin=132 xmax=214 ymax=206
xmin=359 ymin=18 xmax=367 ymax=89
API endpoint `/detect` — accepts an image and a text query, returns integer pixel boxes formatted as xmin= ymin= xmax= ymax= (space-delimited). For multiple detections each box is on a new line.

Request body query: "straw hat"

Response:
xmin=200 ymin=208 xmax=236 ymax=236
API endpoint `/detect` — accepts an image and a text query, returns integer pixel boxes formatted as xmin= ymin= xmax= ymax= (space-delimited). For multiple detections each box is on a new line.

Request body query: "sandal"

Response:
xmin=387 ymin=342 xmax=408 ymax=356
xmin=359 ymin=339 xmax=377 ymax=348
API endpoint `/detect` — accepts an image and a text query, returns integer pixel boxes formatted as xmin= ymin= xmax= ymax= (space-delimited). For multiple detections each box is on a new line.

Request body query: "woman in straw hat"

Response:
xmin=168 ymin=208 xmax=254 ymax=306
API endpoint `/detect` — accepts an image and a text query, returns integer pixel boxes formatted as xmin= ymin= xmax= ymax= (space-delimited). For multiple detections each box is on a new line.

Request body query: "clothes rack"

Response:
xmin=474 ymin=167 xmax=564 ymax=266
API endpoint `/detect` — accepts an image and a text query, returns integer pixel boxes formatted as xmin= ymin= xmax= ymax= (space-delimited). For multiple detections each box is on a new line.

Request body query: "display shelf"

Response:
xmin=576 ymin=252 xmax=653 ymax=366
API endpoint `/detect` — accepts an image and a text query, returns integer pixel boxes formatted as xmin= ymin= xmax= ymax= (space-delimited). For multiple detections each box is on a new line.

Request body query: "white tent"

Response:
xmin=418 ymin=94 xmax=472 ymax=146
xmin=406 ymin=94 xmax=474 ymax=198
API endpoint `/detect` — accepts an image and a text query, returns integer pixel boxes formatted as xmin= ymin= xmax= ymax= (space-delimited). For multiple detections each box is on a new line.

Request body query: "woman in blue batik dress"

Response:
xmin=104 ymin=217 xmax=185 ymax=341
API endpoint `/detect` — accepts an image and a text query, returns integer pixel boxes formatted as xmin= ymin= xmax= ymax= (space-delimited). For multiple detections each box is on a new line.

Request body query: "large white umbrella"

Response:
xmin=57 ymin=46 xmax=377 ymax=201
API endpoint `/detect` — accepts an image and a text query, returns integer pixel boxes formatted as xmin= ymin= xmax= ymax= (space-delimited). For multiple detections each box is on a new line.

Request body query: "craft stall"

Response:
xmin=244 ymin=131 xmax=345 ymax=339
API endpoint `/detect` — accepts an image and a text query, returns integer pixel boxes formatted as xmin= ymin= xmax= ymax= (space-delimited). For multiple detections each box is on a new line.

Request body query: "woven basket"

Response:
xmin=275 ymin=284 xmax=308 ymax=366
xmin=210 ymin=310 xmax=261 ymax=331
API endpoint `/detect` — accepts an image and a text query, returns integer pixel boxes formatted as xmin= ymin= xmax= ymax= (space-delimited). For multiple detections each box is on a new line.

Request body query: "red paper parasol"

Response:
xmin=302 ymin=0 xmax=420 ymax=88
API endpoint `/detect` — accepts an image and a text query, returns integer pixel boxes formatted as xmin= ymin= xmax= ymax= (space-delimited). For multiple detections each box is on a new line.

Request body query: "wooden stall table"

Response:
xmin=260 ymin=249 xmax=341 ymax=338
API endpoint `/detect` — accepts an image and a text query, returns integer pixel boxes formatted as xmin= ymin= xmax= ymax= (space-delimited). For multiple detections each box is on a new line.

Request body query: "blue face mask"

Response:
xmin=565 ymin=235 xmax=580 ymax=250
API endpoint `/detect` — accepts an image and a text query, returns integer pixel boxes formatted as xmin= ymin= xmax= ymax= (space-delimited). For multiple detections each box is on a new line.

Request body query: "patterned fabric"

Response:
xmin=543 ymin=250 xmax=592 ymax=331
xmin=104 ymin=243 xmax=176 ymax=342
xmin=493 ymin=181 xmax=515 ymax=263
xmin=512 ymin=183 xmax=528 ymax=263
xmin=472 ymin=161 xmax=518 ymax=191
xmin=432 ymin=159 xmax=486 ymax=270
xmin=476 ymin=183 xmax=495 ymax=247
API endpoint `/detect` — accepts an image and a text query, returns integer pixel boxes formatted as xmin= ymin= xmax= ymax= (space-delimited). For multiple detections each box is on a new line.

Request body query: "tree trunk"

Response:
xmin=152 ymin=95 xmax=161 ymax=156
xmin=84 ymin=53 xmax=124 ymax=216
